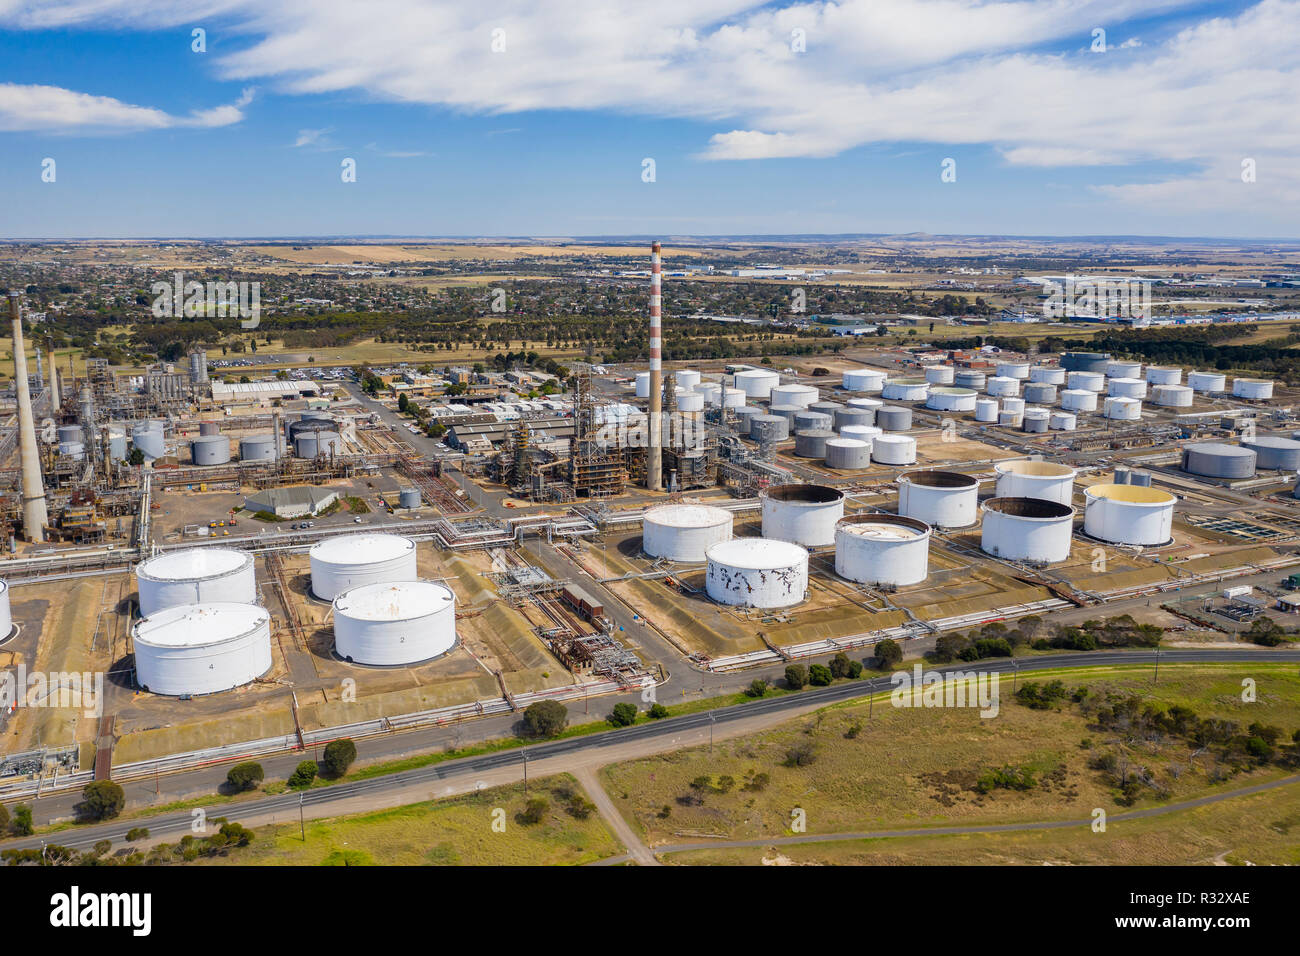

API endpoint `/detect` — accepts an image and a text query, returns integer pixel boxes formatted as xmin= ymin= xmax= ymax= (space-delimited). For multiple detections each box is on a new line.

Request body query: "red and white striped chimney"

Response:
xmin=646 ymin=241 xmax=663 ymax=490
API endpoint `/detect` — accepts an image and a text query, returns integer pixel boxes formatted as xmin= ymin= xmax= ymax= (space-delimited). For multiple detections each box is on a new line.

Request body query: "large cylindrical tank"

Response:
xmin=1022 ymin=408 xmax=1050 ymax=432
xmin=191 ymin=435 xmax=232 ymax=465
xmin=295 ymin=431 xmax=342 ymax=458
xmin=1061 ymin=352 xmax=1111 ymax=374
xmin=824 ymin=438 xmax=872 ymax=470
xmin=997 ymin=361 xmax=1030 ymax=380
xmin=871 ymin=434 xmax=917 ymax=465
xmin=760 ymin=483 xmax=845 ymax=547
xmin=980 ymin=497 xmax=1076 ymax=564
xmin=1151 ymin=384 xmax=1193 ymax=407
xmin=643 ymin=504 xmax=734 ymax=562
xmin=287 ymin=417 xmax=335 ymax=440
xmin=768 ymin=403 xmax=802 ymax=424
xmin=1023 ymin=383 xmax=1057 ymax=405
xmin=1188 ymin=371 xmax=1226 ymax=394
xmin=793 ymin=411 xmax=833 ymax=432
xmin=1108 ymin=377 xmax=1147 ymax=399
xmin=840 ymin=424 xmax=882 ymax=445
xmin=986 ymin=376 xmax=1019 ymax=397
xmin=1050 ymin=411 xmax=1077 ymax=431
xmin=1060 ymin=388 xmax=1099 ymax=412
xmin=1232 ymin=378 xmax=1274 ymax=400
xmin=924 ymin=365 xmax=955 ymax=385
xmin=1145 ymin=365 xmax=1182 ymax=385
xmin=399 ymin=488 xmax=422 ymax=509
xmin=881 ymin=378 xmax=928 ymax=402
xmin=106 ymin=426 xmax=128 ymax=461
xmin=1241 ymin=436 xmax=1300 ymax=470
xmin=793 ymin=429 xmax=835 ymax=458
xmin=1131 ymin=470 xmax=1152 ymax=487
xmin=675 ymin=369 xmax=701 ymax=390
xmin=846 ymin=397 xmax=883 ymax=413
xmin=333 ymin=581 xmax=457 ymax=666
xmin=58 ymin=440 xmax=85 ymax=459
xmin=239 ymin=434 xmax=278 ymax=461
xmin=734 ymin=369 xmax=781 ymax=399
xmin=998 ymin=411 xmax=1023 ymax=429
xmin=1182 ymin=443 xmax=1256 ymax=479
xmin=734 ymin=405 xmax=763 ymax=430
xmin=136 ymin=547 xmax=257 ymax=616
xmin=198 ymin=421 xmax=220 ymax=437
xmin=1103 ymin=397 xmax=1141 ymax=421
xmin=1114 ymin=466 xmax=1131 ymax=485
xmin=676 ymin=390 xmax=705 ymax=413
xmin=1107 ymin=360 xmax=1142 ymax=379
xmin=975 ymin=398 xmax=998 ymax=422
xmin=954 ymin=370 xmax=987 ymax=390
xmin=635 ymin=371 xmax=652 ymax=398
xmin=898 ymin=470 xmax=979 ymax=528
xmin=1028 ymin=366 xmax=1066 ymax=385
xmin=705 ymin=539 xmax=808 ymax=609
xmin=309 ymin=533 xmax=419 ymax=600
xmin=1067 ymin=371 xmax=1105 ymax=392
xmin=57 ymin=424 xmax=83 ymax=444
xmin=834 ymin=407 xmax=874 ymax=430
xmin=1084 ymin=484 xmax=1175 ymax=546
xmin=133 ymin=603 xmax=272 ymax=696
xmin=841 ymin=368 xmax=886 ymax=392
xmin=835 ymin=514 xmax=931 ymax=587
xmin=697 ymin=383 xmax=722 ymax=406
xmin=714 ymin=387 xmax=746 ymax=410
xmin=875 ymin=405 xmax=912 ymax=431
xmin=131 ymin=421 xmax=165 ymax=460
xmin=749 ymin=414 xmax=790 ymax=442
xmin=926 ymin=387 xmax=977 ymax=412
xmin=0 ymin=580 xmax=10 ymax=638
xmin=808 ymin=401 xmax=843 ymax=418
xmin=994 ymin=460 xmax=1076 ymax=505
xmin=770 ymin=383 xmax=818 ymax=409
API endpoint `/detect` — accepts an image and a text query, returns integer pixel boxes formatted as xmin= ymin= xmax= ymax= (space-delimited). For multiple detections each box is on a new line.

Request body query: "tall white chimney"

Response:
xmin=646 ymin=241 xmax=663 ymax=491
xmin=9 ymin=293 xmax=49 ymax=542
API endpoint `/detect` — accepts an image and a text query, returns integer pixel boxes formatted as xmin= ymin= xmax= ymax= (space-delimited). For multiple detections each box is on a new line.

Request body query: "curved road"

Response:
xmin=3 ymin=648 xmax=1297 ymax=853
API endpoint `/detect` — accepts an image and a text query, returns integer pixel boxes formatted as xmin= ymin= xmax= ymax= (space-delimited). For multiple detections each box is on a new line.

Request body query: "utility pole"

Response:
xmin=522 ymin=750 xmax=529 ymax=794
xmin=299 ymin=792 xmax=305 ymax=842
xmin=708 ymin=712 xmax=715 ymax=754
xmin=1153 ymin=646 xmax=1160 ymax=685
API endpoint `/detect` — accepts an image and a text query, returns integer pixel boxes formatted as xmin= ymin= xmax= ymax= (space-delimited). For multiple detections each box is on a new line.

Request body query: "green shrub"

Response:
xmin=288 ymin=761 xmax=318 ymax=788
xmin=321 ymin=738 xmax=358 ymax=777
xmin=784 ymin=664 xmax=808 ymax=689
xmin=607 ymin=702 xmax=638 ymax=727
xmin=522 ymin=700 xmax=568 ymax=737
xmin=226 ymin=762 xmax=265 ymax=792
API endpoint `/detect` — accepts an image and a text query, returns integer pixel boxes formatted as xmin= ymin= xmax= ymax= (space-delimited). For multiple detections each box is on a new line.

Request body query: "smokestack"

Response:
xmin=49 ymin=361 xmax=61 ymax=414
xmin=646 ymin=241 xmax=663 ymax=491
xmin=9 ymin=293 xmax=49 ymax=542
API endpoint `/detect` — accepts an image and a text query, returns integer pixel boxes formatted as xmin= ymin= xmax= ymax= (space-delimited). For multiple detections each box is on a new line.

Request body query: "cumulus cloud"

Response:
xmin=0 ymin=81 xmax=253 ymax=132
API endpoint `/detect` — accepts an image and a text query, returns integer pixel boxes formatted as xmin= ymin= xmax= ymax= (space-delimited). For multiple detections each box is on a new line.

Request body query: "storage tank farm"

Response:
xmin=642 ymin=504 xmax=734 ymax=562
xmin=309 ymin=533 xmax=419 ymax=600
xmin=135 ymin=548 xmax=258 ymax=616
xmin=835 ymin=514 xmax=931 ymax=587
xmin=333 ymin=581 xmax=457 ymax=666
xmin=898 ymin=470 xmax=979 ymax=528
xmin=133 ymin=603 xmax=272 ymax=696
xmin=1084 ymin=485 xmax=1175 ymax=546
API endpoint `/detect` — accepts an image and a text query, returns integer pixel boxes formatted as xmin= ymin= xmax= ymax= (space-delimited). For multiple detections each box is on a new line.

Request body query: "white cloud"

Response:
xmin=0 ymin=81 xmax=252 ymax=132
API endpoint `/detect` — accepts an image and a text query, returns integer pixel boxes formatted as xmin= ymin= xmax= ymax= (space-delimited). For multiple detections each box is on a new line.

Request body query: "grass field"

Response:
xmin=600 ymin=664 xmax=1300 ymax=848
xmin=208 ymin=773 xmax=620 ymax=866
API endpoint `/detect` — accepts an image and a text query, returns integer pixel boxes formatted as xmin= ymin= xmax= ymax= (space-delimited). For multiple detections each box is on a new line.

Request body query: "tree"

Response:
xmin=829 ymin=652 xmax=852 ymax=678
xmin=321 ymin=738 xmax=358 ymax=777
xmin=78 ymin=781 xmax=126 ymax=821
xmin=932 ymin=633 xmax=967 ymax=662
xmin=607 ymin=702 xmax=638 ymax=727
xmin=809 ymin=663 xmax=833 ymax=686
xmin=288 ymin=761 xmax=318 ymax=788
xmin=745 ymin=678 xmax=769 ymax=698
xmin=784 ymin=663 xmax=808 ymax=689
xmin=397 ymin=392 xmax=410 ymax=412
xmin=127 ymin=447 xmax=145 ymax=466
xmin=226 ymin=762 xmax=264 ymax=792
xmin=648 ymin=703 xmax=670 ymax=719
xmin=522 ymin=699 xmax=568 ymax=738
xmin=11 ymin=804 xmax=33 ymax=836
xmin=0 ymin=803 xmax=7 ymax=833
xmin=874 ymin=638 xmax=902 ymax=669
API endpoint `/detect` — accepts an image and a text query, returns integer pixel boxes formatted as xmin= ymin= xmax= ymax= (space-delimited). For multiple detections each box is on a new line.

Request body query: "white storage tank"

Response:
xmin=793 ymin=428 xmax=836 ymax=458
xmin=310 ymin=533 xmax=419 ymax=600
xmin=872 ymin=434 xmax=917 ymax=465
xmin=735 ymin=368 xmax=781 ymax=399
xmin=1146 ymin=366 xmax=1182 ymax=385
xmin=841 ymin=424 xmax=882 ymax=445
xmin=1050 ymin=411 xmax=1077 ymax=431
xmin=1022 ymin=407 xmax=1051 ymax=432
xmin=131 ymin=421 xmax=166 ymax=460
xmin=749 ymin=414 xmax=790 ymax=443
xmin=975 ymin=398 xmax=999 ymax=422
xmin=675 ymin=369 xmax=701 ymax=390
xmin=1084 ymin=484 xmax=1175 ymax=546
xmin=191 ymin=435 xmax=232 ymax=465
xmin=980 ymin=497 xmax=1076 ymax=564
xmin=1002 ymin=397 xmax=1026 ymax=416
xmin=295 ymin=430 xmax=342 ymax=458
xmin=881 ymin=378 xmax=928 ymax=402
xmin=136 ymin=547 xmax=257 ymax=616
xmin=333 ymin=581 xmax=457 ymax=666
xmin=898 ymin=470 xmax=979 ymax=528
xmin=713 ymin=387 xmax=746 ymax=410
xmin=1022 ymin=383 xmax=1057 ymax=405
xmin=835 ymin=514 xmax=931 ymax=587
xmin=1151 ymin=384 xmax=1193 ymax=407
xmin=1067 ymin=370 xmax=1105 ymax=392
xmin=998 ymin=411 xmax=1023 ymax=428
xmin=924 ymin=365 xmax=955 ymax=385
xmin=954 ymin=370 xmax=987 ymax=390
xmin=760 ymin=484 xmax=845 ymax=547
xmin=706 ymin=539 xmax=808 ymax=609
xmin=635 ymin=371 xmax=653 ymax=398
xmin=1060 ymin=388 xmax=1099 ymax=412
xmin=1233 ymin=378 xmax=1274 ymax=400
xmin=1029 ymin=366 xmax=1066 ymax=385
xmin=1104 ymin=396 xmax=1142 ymax=421
xmin=399 ymin=488 xmax=422 ymax=509
xmin=997 ymin=361 xmax=1030 ymax=380
xmin=0 ymin=579 xmax=11 ymax=638
xmin=133 ymin=603 xmax=272 ymax=696
xmin=926 ymin=386 xmax=977 ymax=412
xmin=770 ymin=383 xmax=819 ymax=409
xmin=846 ymin=397 xmax=883 ymax=413
xmin=1108 ymin=377 xmax=1147 ymax=399
xmin=675 ymin=390 xmax=705 ymax=413
xmin=995 ymin=460 xmax=1076 ymax=505
xmin=825 ymin=438 xmax=872 ymax=470
xmin=841 ymin=368 xmax=886 ymax=392
xmin=1188 ymin=371 xmax=1226 ymax=394
xmin=1107 ymin=360 xmax=1142 ymax=379
xmin=239 ymin=435 xmax=278 ymax=461
xmin=986 ymin=376 xmax=1019 ymax=397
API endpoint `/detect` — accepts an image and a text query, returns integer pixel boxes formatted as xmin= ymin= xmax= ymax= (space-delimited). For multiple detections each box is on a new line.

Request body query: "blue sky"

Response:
xmin=0 ymin=0 xmax=1295 ymax=238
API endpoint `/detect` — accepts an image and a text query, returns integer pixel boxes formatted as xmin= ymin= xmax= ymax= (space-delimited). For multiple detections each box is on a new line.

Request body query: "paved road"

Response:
xmin=4 ymin=649 xmax=1297 ymax=853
